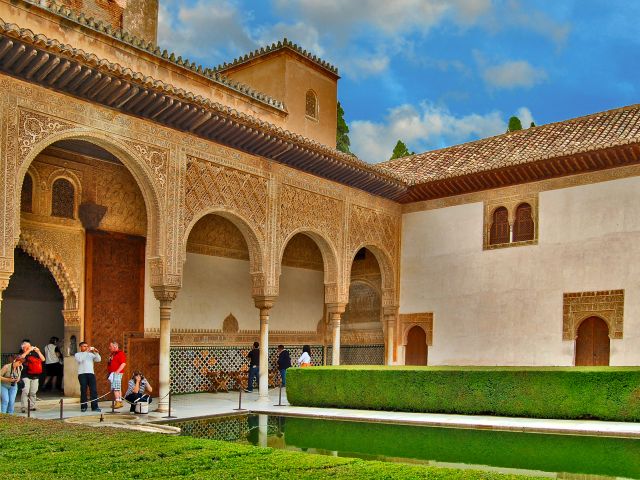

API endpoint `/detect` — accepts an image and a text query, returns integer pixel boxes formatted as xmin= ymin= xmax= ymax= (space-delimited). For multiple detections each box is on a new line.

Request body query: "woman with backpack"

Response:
xmin=18 ymin=339 xmax=45 ymax=413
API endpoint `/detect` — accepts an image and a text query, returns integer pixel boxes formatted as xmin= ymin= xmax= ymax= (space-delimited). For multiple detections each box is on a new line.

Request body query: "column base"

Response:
xmin=155 ymin=403 xmax=169 ymax=413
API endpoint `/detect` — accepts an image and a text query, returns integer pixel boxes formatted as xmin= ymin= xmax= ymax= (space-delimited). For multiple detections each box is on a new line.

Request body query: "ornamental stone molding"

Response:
xmin=17 ymin=225 xmax=82 ymax=310
xmin=400 ymin=312 xmax=434 ymax=346
xmin=183 ymin=155 xmax=268 ymax=278
xmin=483 ymin=193 xmax=539 ymax=250
xmin=563 ymin=290 xmax=624 ymax=340
xmin=0 ymin=75 xmax=402 ymax=305
xmin=0 ymin=78 xmax=171 ymax=277
xmin=276 ymin=183 xmax=342 ymax=288
xmin=347 ymin=204 xmax=399 ymax=302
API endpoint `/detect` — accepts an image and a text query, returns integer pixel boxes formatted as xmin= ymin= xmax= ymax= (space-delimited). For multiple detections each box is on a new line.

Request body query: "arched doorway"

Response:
xmin=342 ymin=247 xmax=384 ymax=365
xmin=405 ymin=326 xmax=427 ymax=366
xmin=15 ymin=139 xmax=150 ymax=396
xmin=275 ymin=232 xmax=326 ymax=367
xmin=1 ymin=248 xmax=64 ymax=365
xmin=575 ymin=316 xmax=610 ymax=366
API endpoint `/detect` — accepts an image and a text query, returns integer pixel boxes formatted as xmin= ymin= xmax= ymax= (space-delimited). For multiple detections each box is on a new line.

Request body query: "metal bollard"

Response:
xmin=110 ymin=398 xmax=115 ymax=414
xmin=100 ymin=413 xmax=104 ymax=423
xmin=274 ymin=384 xmax=285 ymax=406
xmin=27 ymin=397 xmax=31 ymax=418
xmin=233 ymin=387 xmax=245 ymax=411
xmin=59 ymin=398 xmax=64 ymax=420
xmin=163 ymin=392 xmax=177 ymax=419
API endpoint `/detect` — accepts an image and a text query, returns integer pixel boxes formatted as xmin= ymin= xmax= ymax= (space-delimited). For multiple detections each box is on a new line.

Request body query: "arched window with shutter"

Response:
xmin=489 ymin=206 xmax=510 ymax=245
xmin=305 ymin=90 xmax=318 ymax=119
xmin=51 ymin=178 xmax=75 ymax=219
xmin=21 ymin=173 xmax=33 ymax=213
xmin=513 ymin=202 xmax=534 ymax=242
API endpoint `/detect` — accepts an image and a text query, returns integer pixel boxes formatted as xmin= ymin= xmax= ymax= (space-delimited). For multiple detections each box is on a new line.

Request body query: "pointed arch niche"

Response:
xmin=175 ymin=213 xmax=256 ymax=333
xmin=272 ymin=232 xmax=326 ymax=335
xmin=337 ymin=247 xmax=385 ymax=365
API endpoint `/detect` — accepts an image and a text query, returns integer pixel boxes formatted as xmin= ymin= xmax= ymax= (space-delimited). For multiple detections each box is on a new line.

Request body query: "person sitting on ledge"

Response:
xmin=124 ymin=370 xmax=153 ymax=413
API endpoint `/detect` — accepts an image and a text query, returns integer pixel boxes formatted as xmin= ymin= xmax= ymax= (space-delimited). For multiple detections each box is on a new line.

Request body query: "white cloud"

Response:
xmin=516 ymin=107 xmax=535 ymax=128
xmin=157 ymin=1 xmax=255 ymax=63
xmin=271 ymin=0 xmax=492 ymax=78
xmin=350 ymin=102 xmax=513 ymax=163
xmin=481 ymin=60 xmax=548 ymax=90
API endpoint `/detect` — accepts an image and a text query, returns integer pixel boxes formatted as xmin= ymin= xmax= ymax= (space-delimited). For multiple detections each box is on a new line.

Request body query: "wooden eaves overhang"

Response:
xmin=379 ymin=105 xmax=640 ymax=203
xmin=404 ymin=143 xmax=640 ymax=202
xmin=0 ymin=20 xmax=408 ymax=200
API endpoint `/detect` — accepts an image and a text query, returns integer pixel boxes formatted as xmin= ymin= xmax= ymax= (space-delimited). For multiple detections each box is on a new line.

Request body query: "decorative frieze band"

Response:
xmin=563 ymin=290 xmax=624 ymax=340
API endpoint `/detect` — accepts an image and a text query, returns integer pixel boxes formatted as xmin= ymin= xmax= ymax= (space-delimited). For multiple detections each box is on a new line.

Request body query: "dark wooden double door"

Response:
xmin=575 ymin=316 xmax=610 ymax=366
xmin=85 ymin=231 xmax=158 ymax=396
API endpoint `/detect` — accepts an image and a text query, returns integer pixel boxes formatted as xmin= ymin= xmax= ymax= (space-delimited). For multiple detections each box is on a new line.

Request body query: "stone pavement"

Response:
xmin=14 ymin=388 xmax=640 ymax=438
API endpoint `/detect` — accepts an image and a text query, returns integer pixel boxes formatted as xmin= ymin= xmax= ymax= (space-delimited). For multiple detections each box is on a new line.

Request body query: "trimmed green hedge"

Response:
xmin=286 ymin=366 xmax=640 ymax=421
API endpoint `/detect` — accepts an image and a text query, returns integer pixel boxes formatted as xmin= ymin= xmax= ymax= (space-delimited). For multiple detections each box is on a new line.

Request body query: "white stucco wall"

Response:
xmin=144 ymin=253 xmax=324 ymax=332
xmin=401 ymin=176 xmax=640 ymax=366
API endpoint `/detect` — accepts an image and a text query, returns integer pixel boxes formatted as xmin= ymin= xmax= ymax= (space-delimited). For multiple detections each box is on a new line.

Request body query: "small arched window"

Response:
xmin=51 ymin=178 xmax=75 ymax=219
xmin=513 ymin=203 xmax=534 ymax=242
xmin=21 ymin=173 xmax=33 ymax=213
xmin=305 ymin=90 xmax=318 ymax=119
xmin=489 ymin=206 xmax=510 ymax=245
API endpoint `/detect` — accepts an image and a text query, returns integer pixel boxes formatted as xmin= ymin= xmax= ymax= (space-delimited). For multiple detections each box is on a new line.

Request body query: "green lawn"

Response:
xmin=0 ymin=416 xmax=535 ymax=479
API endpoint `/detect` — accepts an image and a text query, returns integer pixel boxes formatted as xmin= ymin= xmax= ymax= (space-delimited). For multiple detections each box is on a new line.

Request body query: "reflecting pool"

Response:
xmin=166 ymin=414 xmax=640 ymax=478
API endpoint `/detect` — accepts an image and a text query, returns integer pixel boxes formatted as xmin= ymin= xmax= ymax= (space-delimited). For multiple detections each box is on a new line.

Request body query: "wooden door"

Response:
xmin=405 ymin=326 xmax=427 ymax=366
xmin=85 ymin=230 xmax=146 ymax=395
xmin=575 ymin=316 xmax=610 ymax=366
xmin=128 ymin=338 xmax=159 ymax=398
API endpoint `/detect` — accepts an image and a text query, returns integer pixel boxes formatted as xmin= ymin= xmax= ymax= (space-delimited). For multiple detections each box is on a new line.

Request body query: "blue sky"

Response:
xmin=158 ymin=0 xmax=639 ymax=163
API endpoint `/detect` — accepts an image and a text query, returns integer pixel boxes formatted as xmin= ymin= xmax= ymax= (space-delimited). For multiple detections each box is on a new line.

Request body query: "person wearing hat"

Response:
xmin=1 ymin=355 xmax=24 ymax=414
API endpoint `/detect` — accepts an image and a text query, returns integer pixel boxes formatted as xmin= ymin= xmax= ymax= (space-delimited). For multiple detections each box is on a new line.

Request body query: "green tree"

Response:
xmin=507 ymin=116 xmax=523 ymax=132
xmin=390 ymin=140 xmax=414 ymax=160
xmin=336 ymin=101 xmax=351 ymax=153
xmin=530 ymin=121 xmax=536 ymax=128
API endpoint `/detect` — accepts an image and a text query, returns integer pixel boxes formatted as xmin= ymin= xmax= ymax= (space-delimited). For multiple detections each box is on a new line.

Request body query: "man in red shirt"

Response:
xmin=107 ymin=341 xmax=126 ymax=409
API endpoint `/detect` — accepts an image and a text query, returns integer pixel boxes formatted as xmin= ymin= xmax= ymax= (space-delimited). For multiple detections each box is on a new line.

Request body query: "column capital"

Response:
xmin=152 ymin=286 xmax=180 ymax=303
xmin=326 ymin=302 xmax=347 ymax=315
xmin=253 ymin=295 xmax=277 ymax=311
xmin=382 ymin=305 xmax=399 ymax=318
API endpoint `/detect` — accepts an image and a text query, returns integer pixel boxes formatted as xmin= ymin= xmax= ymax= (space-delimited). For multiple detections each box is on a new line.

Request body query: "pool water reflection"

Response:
xmin=167 ymin=414 xmax=640 ymax=479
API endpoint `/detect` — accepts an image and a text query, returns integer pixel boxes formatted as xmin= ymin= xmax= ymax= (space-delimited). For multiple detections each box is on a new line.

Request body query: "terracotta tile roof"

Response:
xmin=377 ymin=104 xmax=640 ymax=186
xmin=214 ymin=38 xmax=339 ymax=77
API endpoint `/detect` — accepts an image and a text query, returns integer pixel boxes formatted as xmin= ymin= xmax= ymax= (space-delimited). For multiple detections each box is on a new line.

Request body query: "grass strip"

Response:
xmin=0 ymin=415 xmax=535 ymax=479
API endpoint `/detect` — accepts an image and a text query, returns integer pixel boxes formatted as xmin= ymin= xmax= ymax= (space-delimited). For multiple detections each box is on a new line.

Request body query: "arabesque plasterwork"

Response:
xmin=563 ymin=290 xmax=624 ymax=340
xmin=17 ymin=222 xmax=83 ymax=311
xmin=400 ymin=313 xmax=434 ymax=346
xmin=0 ymin=75 xmax=401 ymax=346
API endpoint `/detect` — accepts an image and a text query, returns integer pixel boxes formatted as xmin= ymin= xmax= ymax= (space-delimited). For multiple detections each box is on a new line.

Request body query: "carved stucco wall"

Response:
xmin=0 ymin=75 xmax=401 ymax=323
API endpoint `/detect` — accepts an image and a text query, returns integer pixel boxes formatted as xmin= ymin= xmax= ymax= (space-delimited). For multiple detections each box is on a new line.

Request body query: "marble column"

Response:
xmin=0 ymin=273 xmax=10 ymax=360
xmin=61 ymin=309 xmax=81 ymax=397
xmin=327 ymin=304 xmax=346 ymax=366
xmin=254 ymin=296 xmax=275 ymax=401
xmin=153 ymin=287 xmax=179 ymax=412
xmin=383 ymin=307 xmax=399 ymax=366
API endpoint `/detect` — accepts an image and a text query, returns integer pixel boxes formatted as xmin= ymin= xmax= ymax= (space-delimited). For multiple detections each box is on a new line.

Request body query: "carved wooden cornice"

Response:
xmin=0 ymin=19 xmax=407 ymax=200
